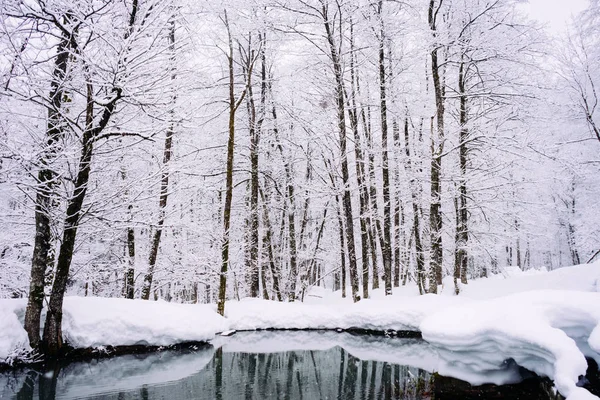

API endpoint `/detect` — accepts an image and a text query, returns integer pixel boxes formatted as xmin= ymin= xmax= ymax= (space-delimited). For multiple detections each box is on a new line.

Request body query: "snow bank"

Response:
xmin=441 ymin=262 xmax=600 ymax=299
xmin=0 ymin=299 xmax=29 ymax=363
xmin=225 ymin=294 xmax=466 ymax=332
xmin=421 ymin=290 xmax=600 ymax=400
xmin=62 ymin=297 xmax=228 ymax=348
xmin=1 ymin=262 xmax=599 ymax=399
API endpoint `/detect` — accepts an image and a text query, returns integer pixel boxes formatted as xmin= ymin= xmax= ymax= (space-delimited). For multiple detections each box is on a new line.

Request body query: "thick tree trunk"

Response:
xmin=428 ymin=0 xmax=445 ymax=293
xmin=43 ymin=80 xmax=122 ymax=357
xmin=24 ymin=16 xmax=74 ymax=350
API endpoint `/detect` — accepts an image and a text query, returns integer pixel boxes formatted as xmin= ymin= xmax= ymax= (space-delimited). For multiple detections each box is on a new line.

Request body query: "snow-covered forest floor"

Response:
xmin=2 ymin=262 xmax=600 ymax=399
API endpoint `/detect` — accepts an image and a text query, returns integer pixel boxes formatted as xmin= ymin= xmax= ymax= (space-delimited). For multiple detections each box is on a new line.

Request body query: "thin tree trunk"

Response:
xmin=217 ymin=10 xmax=250 ymax=315
xmin=428 ymin=0 xmax=445 ymax=293
xmin=125 ymin=220 xmax=135 ymax=299
xmin=269 ymin=81 xmax=298 ymax=302
xmin=259 ymin=186 xmax=283 ymax=301
xmin=141 ymin=18 xmax=176 ymax=301
xmin=244 ymin=34 xmax=262 ymax=298
xmin=322 ymin=1 xmax=360 ymax=302
xmin=403 ymin=117 xmax=425 ymax=294
xmin=376 ymin=0 xmax=393 ymax=296
xmin=347 ymin=18 xmax=370 ymax=299
xmin=456 ymin=58 xmax=469 ymax=287
xmin=355 ymin=57 xmax=382 ymax=291
xmin=337 ymin=195 xmax=347 ymax=298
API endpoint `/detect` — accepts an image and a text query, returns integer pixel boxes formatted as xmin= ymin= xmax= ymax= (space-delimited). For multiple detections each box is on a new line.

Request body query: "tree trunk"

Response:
xmin=125 ymin=222 xmax=135 ymax=299
xmin=404 ymin=117 xmax=426 ymax=295
xmin=245 ymin=36 xmax=261 ymax=298
xmin=141 ymin=18 xmax=176 ymax=301
xmin=376 ymin=0 xmax=393 ymax=296
xmin=322 ymin=2 xmax=360 ymax=302
xmin=259 ymin=186 xmax=282 ymax=301
xmin=43 ymin=78 xmax=122 ymax=356
xmin=428 ymin=0 xmax=445 ymax=293
xmin=217 ymin=11 xmax=249 ymax=315
xmin=24 ymin=15 xmax=74 ymax=350
xmin=336 ymin=194 xmax=347 ymax=299
xmin=347 ymin=18 xmax=370 ymax=299
xmin=456 ymin=58 xmax=468 ymax=286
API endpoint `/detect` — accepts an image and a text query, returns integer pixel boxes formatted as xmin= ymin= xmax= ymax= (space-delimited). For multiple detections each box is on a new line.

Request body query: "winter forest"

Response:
xmin=1 ymin=0 xmax=600 ymax=375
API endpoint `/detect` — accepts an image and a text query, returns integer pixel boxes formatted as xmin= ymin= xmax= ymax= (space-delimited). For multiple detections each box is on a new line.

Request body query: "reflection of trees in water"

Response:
xmin=199 ymin=346 xmax=432 ymax=400
xmin=205 ymin=347 xmax=433 ymax=400
xmin=5 ymin=346 xmax=574 ymax=400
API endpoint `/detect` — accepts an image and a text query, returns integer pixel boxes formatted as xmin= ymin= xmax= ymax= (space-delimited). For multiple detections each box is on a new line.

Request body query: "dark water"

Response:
xmin=0 ymin=332 xmax=580 ymax=400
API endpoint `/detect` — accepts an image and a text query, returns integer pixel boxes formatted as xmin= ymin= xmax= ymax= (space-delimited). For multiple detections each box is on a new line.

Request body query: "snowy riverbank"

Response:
xmin=1 ymin=261 xmax=600 ymax=399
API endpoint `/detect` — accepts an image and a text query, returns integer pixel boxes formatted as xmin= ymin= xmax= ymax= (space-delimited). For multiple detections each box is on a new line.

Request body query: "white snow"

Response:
xmin=421 ymin=290 xmax=600 ymax=400
xmin=61 ymin=297 xmax=228 ymax=348
xmin=0 ymin=299 xmax=29 ymax=364
xmin=0 ymin=261 xmax=599 ymax=399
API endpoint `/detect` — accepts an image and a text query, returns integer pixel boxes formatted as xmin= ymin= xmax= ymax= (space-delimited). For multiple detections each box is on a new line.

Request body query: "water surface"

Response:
xmin=0 ymin=331 xmax=573 ymax=399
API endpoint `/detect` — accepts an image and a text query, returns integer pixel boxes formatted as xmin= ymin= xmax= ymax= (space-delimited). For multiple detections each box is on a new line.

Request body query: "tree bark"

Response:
xmin=404 ymin=117 xmax=426 ymax=295
xmin=43 ymin=79 xmax=122 ymax=357
xmin=455 ymin=58 xmax=469 ymax=288
xmin=217 ymin=10 xmax=249 ymax=315
xmin=259 ymin=186 xmax=282 ymax=301
xmin=125 ymin=221 xmax=135 ymax=299
xmin=24 ymin=14 xmax=74 ymax=350
xmin=141 ymin=17 xmax=176 ymax=301
xmin=376 ymin=0 xmax=393 ymax=296
xmin=244 ymin=34 xmax=261 ymax=298
xmin=428 ymin=0 xmax=445 ymax=293
xmin=347 ymin=18 xmax=370 ymax=299
xmin=322 ymin=1 xmax=360 ymax=302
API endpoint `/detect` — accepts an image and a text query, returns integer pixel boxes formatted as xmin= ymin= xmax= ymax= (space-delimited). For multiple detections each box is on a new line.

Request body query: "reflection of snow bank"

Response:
xmin=421 ymin=290 xmax=600 ymax=400
xmin=56 ymin=347 xmax=214 ymax=399
xmin=213 ymin=330 xmax=524 ymax=385
xmin=62 ymin=297 xmax=228 ymax=348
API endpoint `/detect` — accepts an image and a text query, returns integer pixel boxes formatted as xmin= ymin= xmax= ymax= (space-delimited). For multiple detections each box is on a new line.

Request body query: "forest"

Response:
xmin=0 ymin=0 xmax=599 ymax=360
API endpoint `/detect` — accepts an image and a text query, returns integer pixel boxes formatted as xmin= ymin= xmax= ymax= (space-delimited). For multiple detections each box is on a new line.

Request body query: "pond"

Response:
xmin=1 ymin=331 xmax=595 ymax=399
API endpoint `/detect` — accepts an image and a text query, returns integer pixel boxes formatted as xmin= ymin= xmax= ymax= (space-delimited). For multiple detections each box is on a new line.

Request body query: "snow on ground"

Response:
xmin=224 ymin=293 xmax=466 ymax=332
xmin=421 ymin=290 xmax=600 ymax=400
xmin=0 ymin=297 xmax=227 ymax=361
xmin=62 ymin=297 xmax=228 ymax=348
xmin=0 ymin=299 xmax=29 ymax=364
xmin=0 ymin=261 xmax=599 ymax=399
